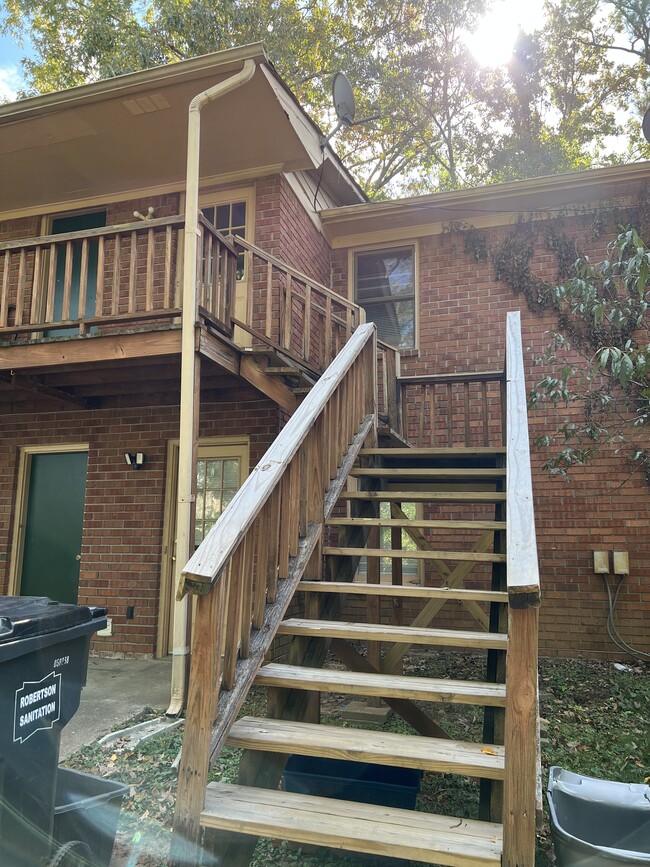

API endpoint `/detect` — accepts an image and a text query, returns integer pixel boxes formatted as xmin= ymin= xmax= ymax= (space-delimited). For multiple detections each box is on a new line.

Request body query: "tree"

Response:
xmin=2 ymin=0 xmax=649 ymax=194
xmin=529 ymin=226 xmax=650 ymax=481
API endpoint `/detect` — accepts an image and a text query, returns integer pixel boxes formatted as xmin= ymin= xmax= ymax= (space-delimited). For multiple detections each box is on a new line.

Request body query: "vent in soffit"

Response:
xmin=122 ymin=93 xmax=171 ymax=115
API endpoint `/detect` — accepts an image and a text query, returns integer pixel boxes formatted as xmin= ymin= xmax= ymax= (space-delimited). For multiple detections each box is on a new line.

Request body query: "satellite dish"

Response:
xmin=643 ymin=106 xmax=650 ymax=144
xmin=332 ymin=73 xmax=356 ymax=126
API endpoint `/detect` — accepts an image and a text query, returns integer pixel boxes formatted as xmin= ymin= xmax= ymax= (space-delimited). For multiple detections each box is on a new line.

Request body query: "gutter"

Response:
xmin=167 ymin=58 xmax=257 ymax=717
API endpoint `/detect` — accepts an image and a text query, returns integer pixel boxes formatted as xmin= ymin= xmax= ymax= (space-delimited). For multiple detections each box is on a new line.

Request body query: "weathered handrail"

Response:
xmin=230 ymin=234 xmax=365 ymax=372
xmin=502 ymin=309 xmax=540 ymax=867
xmin=399 ymin=370 xmax=505 ymax=448
xmin=171 ymin=323 xmax=378 ymax=865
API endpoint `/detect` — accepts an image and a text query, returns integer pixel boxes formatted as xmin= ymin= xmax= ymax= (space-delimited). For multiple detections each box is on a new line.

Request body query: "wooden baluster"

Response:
xmin=128 ymin=231 xmax=137 ymax=313
xmin=14 ymin=249 xmax=26 ymax=327
xmin=203 ymin=230 xmax=212 ymax=313
xmin=304 ymin=283 xmax=312 ymax=363
xmin=324 ymin=296 xmax=332 ymax=366
xmin=278 ymin=471 xmax=291 ymax=580
xmin=446 ymin=381 xmax=453 ymax=447
xmin=288 ymin=458 xmax=300 ymax=556
xmin=239 ymin=532 xmax=255 ymax=659
xmin=0 ymin=251 xmax=10 ymax=326
xmin=266 ymin=487 xmax=281 ymax=604
xmin=482 ymin=380 xmax=489 ymax=446
xmin=464 ymin=380 xmax=471 ymax=447
xmin=283 ymin=273 xmax=293 ymax=350
xmin=253 ymin=509 xmax=269 ymax=629
xmin=96 ymin=236 xmax=105 ymax=318
xmin=222 ymin=544 xmax=246 ymax=690
xmin=30 ymin=246 xmax=42 ymax=325
xmin=146 ymin=227 xmax=154 ymax=311
xmin=46 ymin=245 xmax=57 ymax=322
xmin=418 ymin=385 xmax=426 ymax=446
xmin=112 ymin=234 xmax=121 ymax=315
xmin=163 ymin=226 xmax=173 ymax=309
xmin=61 ymin=242 xmax=74 ymax=321
xmin=211 ymin=239 xmax=220 ymax=320
xmin=77 ymin=239 xmax=89 ymax=334
xmin=429 ymin=383 xmax=436 ymax=447
xmin=265 ymin=260 xmax=273 ymax=339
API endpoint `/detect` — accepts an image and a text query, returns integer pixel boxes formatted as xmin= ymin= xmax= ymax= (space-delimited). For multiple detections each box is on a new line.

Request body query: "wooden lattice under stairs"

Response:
xmin=170 ymin=315 xmax=541 ymax=867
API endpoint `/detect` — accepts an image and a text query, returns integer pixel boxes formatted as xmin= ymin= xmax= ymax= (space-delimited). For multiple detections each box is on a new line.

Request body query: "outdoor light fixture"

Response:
xmin=124 ymin=452 xmax=145 ymax=470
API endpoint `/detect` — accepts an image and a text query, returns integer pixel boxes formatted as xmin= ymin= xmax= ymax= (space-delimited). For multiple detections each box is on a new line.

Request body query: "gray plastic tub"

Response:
xmin=548 ymin=767 xmax=650 ymax=866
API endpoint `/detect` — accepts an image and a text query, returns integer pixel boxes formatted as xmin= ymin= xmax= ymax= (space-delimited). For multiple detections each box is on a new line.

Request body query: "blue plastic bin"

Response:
xmin=284 ymin=755 xmax=422 ymax=810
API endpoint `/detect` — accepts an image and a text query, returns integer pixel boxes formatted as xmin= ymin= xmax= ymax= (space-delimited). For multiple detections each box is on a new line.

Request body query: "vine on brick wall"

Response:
xmin=444 ymin=193 xmax=650 ymax=482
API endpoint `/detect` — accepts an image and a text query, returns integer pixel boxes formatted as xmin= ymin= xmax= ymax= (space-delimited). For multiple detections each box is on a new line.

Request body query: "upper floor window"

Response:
xmin=354 ymin=246 xmax=415 ymax=350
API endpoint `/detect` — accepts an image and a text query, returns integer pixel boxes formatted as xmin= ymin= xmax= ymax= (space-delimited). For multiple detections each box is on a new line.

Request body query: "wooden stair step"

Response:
xmin=228 ymin=716 xmax=505 ymax=779
xmin=324 ymin=546 xmax=506 ymax=563
xmin=201 ymin=782 xmax=503 ymax=866
xmin=278 ymin=618 xmax=508 ymax=650
xmin=255 ymin=663 xmax=507 ymax=706
xmin=299 ymin=580 xmax=508 ymax=603
xmin=340 ymin=490 xmax=506 ymax=502
xmin=350 ymin=468 xmax=506 ymax=478
xmin=328 ymin=517 xmax=507 ymax=530
xmin=359 ymin=447 xmax=506 ymax=456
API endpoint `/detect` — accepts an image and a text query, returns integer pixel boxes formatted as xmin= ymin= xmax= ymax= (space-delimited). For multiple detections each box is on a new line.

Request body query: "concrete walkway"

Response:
xmin=60 ymin=656 xmax=173 ymax=759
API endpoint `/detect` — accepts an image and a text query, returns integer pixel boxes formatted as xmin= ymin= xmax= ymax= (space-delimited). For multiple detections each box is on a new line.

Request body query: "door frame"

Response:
xmin=157 ymin=435 xmax=250 ymax=658
xmin=8 ymin=443 xmax=90 ymax=596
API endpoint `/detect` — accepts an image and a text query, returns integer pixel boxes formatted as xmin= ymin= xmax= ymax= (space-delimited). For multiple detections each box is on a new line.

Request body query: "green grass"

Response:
xmin=63 ymin=654 xmax=650 ymax=866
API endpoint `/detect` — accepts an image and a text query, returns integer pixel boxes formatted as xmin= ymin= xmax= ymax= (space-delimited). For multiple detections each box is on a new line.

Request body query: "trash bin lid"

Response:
xmin=0 ymin=597 xmax=107 ymax=644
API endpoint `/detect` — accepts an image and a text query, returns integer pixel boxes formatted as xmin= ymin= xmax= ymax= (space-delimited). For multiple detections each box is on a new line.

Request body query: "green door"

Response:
xmin=20 ymin=451 xmax=88 ymax=604
xmin=49 ymin=210 xmax=106 ymax=336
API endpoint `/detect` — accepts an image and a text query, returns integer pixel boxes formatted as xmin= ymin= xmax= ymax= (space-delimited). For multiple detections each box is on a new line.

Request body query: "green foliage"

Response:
xmin=529 ymin=227 xmax=650 ymax=479
xmin=3 ymin=0 xmax=650 ymax=194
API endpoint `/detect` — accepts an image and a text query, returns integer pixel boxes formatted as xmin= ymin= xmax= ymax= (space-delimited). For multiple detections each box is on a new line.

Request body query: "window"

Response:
xmin=354 ymin=246 xmax=415 ymax=349
xmin=202 ymin=200 xmax=247 ymax=280
xmin=357 ymin=502 xmax=422 ymax=582
xmin=194 ymin=455 xmax=241 ymax=546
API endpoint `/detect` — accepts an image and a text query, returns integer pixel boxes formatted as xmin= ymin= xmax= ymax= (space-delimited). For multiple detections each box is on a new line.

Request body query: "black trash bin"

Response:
xmin=0 ymin=595 xmax=107 ymax=867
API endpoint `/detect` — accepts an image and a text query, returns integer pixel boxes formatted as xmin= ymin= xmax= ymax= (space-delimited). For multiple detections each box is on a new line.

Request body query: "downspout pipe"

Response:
xmin=167 ymin=58 xmax=256 ymax=717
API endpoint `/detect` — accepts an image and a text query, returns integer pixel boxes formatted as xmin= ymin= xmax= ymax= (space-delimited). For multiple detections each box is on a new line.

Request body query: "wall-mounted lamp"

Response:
xmin=124 ymin=452 xmax=145 ymax=470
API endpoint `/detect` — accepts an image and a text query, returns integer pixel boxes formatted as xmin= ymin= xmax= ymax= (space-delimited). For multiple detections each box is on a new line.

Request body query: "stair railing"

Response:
xmin=502 ymin=309 xmax=541 ymax=866
xmin=171 ymin=322 xmax=379 ymax=866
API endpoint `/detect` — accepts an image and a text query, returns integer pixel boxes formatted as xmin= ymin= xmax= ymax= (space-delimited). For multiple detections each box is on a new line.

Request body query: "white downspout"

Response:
xmin=167 ymin=58 xmax=256 ymax=717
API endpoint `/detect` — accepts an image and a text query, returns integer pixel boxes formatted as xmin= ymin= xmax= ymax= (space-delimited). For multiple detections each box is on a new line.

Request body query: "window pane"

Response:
xmin=215 ymin=204 xmax=230 ymax=230
xmin=356 ymin=248 xmax=414 ymax=301
xmin=361 ymin=298 xmax=415 ymax=349
xmin=202 ymin=207 xmax=215 ymax=226
xmin=231 ymin=201 xmax=246 ymax=230
xmin=223 ymin=459 xmax=239 ymax=487
xmin=206 ymin=460 xmax=222 ymax=488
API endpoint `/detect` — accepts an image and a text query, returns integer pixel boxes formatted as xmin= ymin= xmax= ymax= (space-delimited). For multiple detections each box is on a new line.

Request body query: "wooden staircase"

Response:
xmin=170 ymin=314 xmax=540 ymax=867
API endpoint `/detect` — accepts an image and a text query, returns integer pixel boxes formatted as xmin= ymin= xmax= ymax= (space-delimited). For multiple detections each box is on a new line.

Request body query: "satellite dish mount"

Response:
xmin=320 ymin=72 xmax=380 ymax=149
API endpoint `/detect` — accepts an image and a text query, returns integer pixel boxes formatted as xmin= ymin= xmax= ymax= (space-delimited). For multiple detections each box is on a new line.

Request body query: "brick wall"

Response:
xmin=332 ymin=208 xmax=650 ymax=660
xmin=0 ymin=396 xmax=278 ymax=657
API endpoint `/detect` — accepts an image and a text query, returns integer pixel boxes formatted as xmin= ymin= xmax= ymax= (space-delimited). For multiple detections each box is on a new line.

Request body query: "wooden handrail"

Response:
xmin=0 ymin=214 xmax=185 ymax=252
xmin=231 ymin=234 xmax=360 ymax=314
xmin=504 ymin=310 xmax=540 ymax=603
xmin=398 ymin=370 xmax=504 ymax=385
xmin=171 ymin=323 xmax=378 ymax=866
xmin=179 ymin=322 xmax=377 ymax=595
xmin=502 ymin=309 xmax=540 ymax=867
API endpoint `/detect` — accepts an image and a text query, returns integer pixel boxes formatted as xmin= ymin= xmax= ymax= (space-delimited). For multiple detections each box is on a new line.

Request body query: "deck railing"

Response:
xmin=229 ymin=235 xmax=365 ymax=373
xmin=502 ymin=310 xmax=541 ymax=867
xmin=399 ymin=370 xmax=506 ymax=448
xmin=0 ymin=214 xmax=238 ymax=338
xmin=171 ymin=322 xmax=378 ymax=864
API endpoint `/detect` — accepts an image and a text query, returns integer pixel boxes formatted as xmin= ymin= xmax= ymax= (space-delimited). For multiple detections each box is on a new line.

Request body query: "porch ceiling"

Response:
xmin=0 ymin=45 xmax=363 ymax=216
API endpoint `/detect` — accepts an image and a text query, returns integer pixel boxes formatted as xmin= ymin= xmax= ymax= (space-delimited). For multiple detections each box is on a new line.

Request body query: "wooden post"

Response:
xmin=502 ymin=605 xmax=539 ymax=867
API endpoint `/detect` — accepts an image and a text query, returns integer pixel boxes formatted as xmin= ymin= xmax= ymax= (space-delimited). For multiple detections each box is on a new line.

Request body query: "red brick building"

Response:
xmin=1 ymin=44 xmax=647 ymax=665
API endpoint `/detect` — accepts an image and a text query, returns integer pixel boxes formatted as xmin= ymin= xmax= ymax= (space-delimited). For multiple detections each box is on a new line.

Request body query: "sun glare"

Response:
xmin=465 ymin=0 xmax=546 ymax=67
